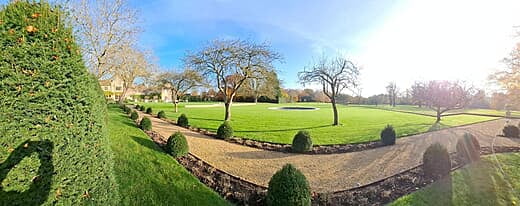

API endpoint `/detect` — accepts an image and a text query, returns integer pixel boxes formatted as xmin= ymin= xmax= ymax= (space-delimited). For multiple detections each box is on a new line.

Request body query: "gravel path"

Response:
xmin=137 ymin=111 xmax=520 ymax=193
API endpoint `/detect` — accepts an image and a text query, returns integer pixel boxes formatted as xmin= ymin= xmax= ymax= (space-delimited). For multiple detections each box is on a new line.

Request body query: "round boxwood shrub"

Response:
xmin=135 ymin=104 xmax=140 ymax=109
xmin=140 ymin=117 xmax=152 ymax=131
xmin=157 ymin=110 xmax=166 ymax=118
xmin=380 ymin=124 xmax=396 ymax=146
xmin=124 ymin=106 xmax=131 ymax=114
xmin=216 ymin=121 xmax=233 ymax=140
xmin=166 ymin=131 xmax=189 ymax=157
xmin=423 ymin=143 xmax=451 ymax=179
xmin=146 ymin=107 xmax=153 ymax=114
xmin=456 ymin=133 xmax=480 ymax=164
xmin=140 ymin=105 xmax=146 ymax=111
xmin=177 ymin=114 xmax=189 ymax=127
xmin=0 ymin=1 xmax=118 ymax=204
xmin=267 ymin=164 xmax=311 ymax=206
xmin=291 ymin=130 xmax=313 ymax=153
xmin=503 ymin=125 xmax=519 ymax=138
xmin=130 ymin=111 xmax=139 ymax=121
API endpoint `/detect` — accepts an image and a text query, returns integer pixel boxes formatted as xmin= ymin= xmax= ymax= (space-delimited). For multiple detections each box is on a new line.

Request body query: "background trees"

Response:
xmin=414 ymin=81 xmax=474 ymax=121
xmin=298 ymin=56 xmax=360 ymax=126
xmin=490 ymin=43 xmax=520 ymax=109
xmin=114 ymin=46 xmax=154 ymax=104
xmin=386 ymin=82 xmax=398 ymax=107
xmin=186 ymin=39 xmax=281 ymax=121
xmin=158 ymin=69 xmax=204 ymax=112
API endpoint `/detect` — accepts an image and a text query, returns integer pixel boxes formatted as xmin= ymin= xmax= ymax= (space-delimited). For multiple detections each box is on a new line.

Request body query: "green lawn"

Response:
xmin=391 ymin=153 xmax=520 ymax=206
xmin=107 ymin=105 xmax=229 ymax=205
xmin=137 ymin=102 xmax=497 ymax=145
xmin=362 ymin=104 xmax=520 ymax=117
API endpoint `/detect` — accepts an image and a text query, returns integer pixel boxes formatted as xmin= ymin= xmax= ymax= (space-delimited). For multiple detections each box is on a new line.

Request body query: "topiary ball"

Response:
xmin=124 ymin=106 xmax=131 ymax=114
xmin=380 ymin=124 xmax=396 ymax=146
xmin=130 ymin=111 xmax=139 ymax=121
xmin=503 ymin=125 xmax=519 ymax=138
xmin=291 ymin=130 xmax=312 ymax=153
xmin=135 ymin=104 xmax=140 ymax=109
xmin=140 ymin=105 xmax=146 ymax=111
xmin=157 ymin=111 xmax=166 ymax=118
xmin=267 ymin=164 xmax=311 ymax=206
xmin=216 ymin=121 xmax=233 ymax=140
xmin=423 ymin=143 xmax=451 ymax=179
xmin=146 ymin=107 xmax=153 ymax=114
xmin=177 ymin=114 xmax=189 ymax=127
xmin=166 ymin=131 xmax=189 ymax=157
xmin=456 ymin=133 xmax=480 ymax=164
xmin=140 ymin=117 xmax=152 ymax=131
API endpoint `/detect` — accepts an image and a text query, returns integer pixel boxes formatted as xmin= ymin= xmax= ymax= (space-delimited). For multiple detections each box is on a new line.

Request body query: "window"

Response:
xmin=115 ymin=86 xmax=122 ymax=91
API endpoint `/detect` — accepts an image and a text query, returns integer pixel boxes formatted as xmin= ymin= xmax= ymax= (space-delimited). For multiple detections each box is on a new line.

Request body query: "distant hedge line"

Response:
xmin=0 ymin=1 xmax=118 ymax=205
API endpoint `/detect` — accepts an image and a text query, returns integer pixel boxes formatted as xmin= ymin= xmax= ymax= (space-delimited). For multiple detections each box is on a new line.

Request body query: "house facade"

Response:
xmin=99 ymin=76 xmax=124 ymax=101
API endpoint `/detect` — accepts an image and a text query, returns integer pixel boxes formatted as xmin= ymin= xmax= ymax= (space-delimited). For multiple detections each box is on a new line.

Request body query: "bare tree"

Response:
xmin=386 ymin=82 xmax=398 ymax=107
xmin=410 ymin=81 xmax=427 ymax=107
xmin=298 ymin=56 xmax=360 ymax=126
xmin=185 ymin=39 xmax=281 ymax=120
xmin=69 ymin=0 xmax=140 ymax=79
xmin=490 ymin=43 xmax=520 ymax=108
xmin=240 ymin=71 xmax=280 ymax=103
xmin=158 ymin=69 xmax=204 ymax=113
xmin=421 ymin=80 xmax=474 ymax=122
xmin=113 ymin=46 xmax=154 ymax=104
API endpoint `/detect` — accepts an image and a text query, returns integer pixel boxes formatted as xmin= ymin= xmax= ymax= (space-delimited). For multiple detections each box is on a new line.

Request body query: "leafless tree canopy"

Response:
xmin=298 ymin=56 xmax=360 ymax=125
xmin=158 ymin=69 xmax=204 ymax=112
xmin=185 ymin=39 xmax=282 ymax=120
xmin=114 ymin=46 xmax=154 ymax=104
xmin=386 ymin=82 xmax=398 ymax=107
xmin=490 ymin=43 xmax=520 ymax=108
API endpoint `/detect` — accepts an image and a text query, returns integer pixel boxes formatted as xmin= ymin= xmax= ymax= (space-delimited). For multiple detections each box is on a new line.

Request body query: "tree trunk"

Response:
xmin=174 ymin=102 xmax=178 ymax=113
xmin=331 ymin=99 xmax=339 ymax=126
xmin=436 ymin=107 xmax=441 ymax=122
xmin=118 ymin=87 xmax=129 ymax=105
xmin=224 ymin=102 xmax=231 ymax=121
xmin=254 ymin=95 xmax=258 ymax=104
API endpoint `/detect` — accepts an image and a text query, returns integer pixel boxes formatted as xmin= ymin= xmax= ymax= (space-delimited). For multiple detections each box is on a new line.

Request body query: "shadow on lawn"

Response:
xmin=190 ymin=117 xmax=223 ymax=122
xmin=130 ymin=136 xmax=164 ymax=153
xmin=235 ymin=124 xmax=332 ymax=133
xmin=428 ymin=122 xmax=449 ymax=132
xmin=0 ymin=140 xmax=54 ymax=206
xmin=226 ymin=151 xmax=293 ymax=160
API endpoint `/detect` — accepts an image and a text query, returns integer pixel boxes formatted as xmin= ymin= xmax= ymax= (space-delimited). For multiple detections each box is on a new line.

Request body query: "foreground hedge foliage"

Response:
xmin=291 ymin=130 xmax=312 ymax=153
xmin=0 ymin=1 xmax=118 ymax=204
xmin=267 ymin=164 xmax=311 ymax=206
xmin=166 ymin=132 xmax=189 ymax=157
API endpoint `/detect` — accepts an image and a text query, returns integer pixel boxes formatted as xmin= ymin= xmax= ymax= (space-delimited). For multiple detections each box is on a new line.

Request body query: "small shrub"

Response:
xmin=216 ymin=121 xmax=233 ymax=140
xmin=140 ymin=117 xmax=152 ymax=131
xmin=140 ymin=105 xmax=146 ymax=111
xmin=135 ymin=104 xmax=140 ymax=109
xmin=423 ymin=143 xmax=451 ymax=179
xmin=123 ymin=106 xmax=131 ymax=114
xmin=291 ymin=130 xmax=313 ymax=153
xmin=456 ymin=133 xmax=480 ymax=164
xmin=130 ymin=111 xmax=139 ymax=121
xmin=157 ymin=111 xmax=166 ymax=118
xmin=177 ymin=114 xmax=189 ymax=127
xmin=503 ymin=125 xmax=519 ymax=138
xmin=166 ymin=131 xmax=189 ymax=157
xmin=146 ymin=107 xmax=153 ymax=114
xmin=267 ymin=164 xmax=311 ymax=206
xmin=380 ymin=124 xmax=396 ymax=145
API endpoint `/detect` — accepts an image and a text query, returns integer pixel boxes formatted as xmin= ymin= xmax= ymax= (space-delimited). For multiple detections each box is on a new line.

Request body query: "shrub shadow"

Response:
xmin=0 ymin=140 xmax=54 ymax=206
xmin=226 ymin=151 xmax=293 ymax=160
xmin=235 ymin=124 xmax=332 ymax=133
xmin=190 ymin=117 xmax=223 ymax=122
xmin=130 ymin=136 xmax=164 ymax=153
xmin=428 ymin=122 xmax=449 ymax=132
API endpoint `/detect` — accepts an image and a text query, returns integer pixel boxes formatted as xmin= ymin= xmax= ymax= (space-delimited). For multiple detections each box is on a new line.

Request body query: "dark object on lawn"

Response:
xmin=503 ymin=125 xmax=519 ymax=138
xmin=130 ymin=111 xmax=139 ymax=120
xmin=267 ymin=164 xmax=311 ymax=206
xmin=157 ymin=111 xmax=166 ymax=118
xmin=166 ymin=131 xmax=189 ymax=157
xmin=140 ymin=117 xmax=152 ymax=131
xmin=291 ymin=130 xmax=313 ymax=153
xmin=146 ymin=107 xmax=153 ymax=114
xmin=423 ymin=143 xmax=451 ymax=179
xmin=140 ymin=105 xmax=146 ymax=111
xmin=216 ymin=121 xmax=233 ymax=140
xmin=177 ymin=114 xmax=189 ymax=127
xmin=380 ymin=124 xmax=396 ymax=145
xmin=456 ymin=133 xmax=480 ymax=164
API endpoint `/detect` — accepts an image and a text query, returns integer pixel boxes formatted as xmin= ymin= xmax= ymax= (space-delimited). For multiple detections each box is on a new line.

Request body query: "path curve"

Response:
xmin=137 ymin=111 xmax=520 ymax=193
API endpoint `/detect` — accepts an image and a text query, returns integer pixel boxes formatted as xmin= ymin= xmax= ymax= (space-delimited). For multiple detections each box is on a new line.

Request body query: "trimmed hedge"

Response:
xmin=267 ymin=164 xmax=311 ymax=206
xmin=157 ymin=110 xmax=166 ymax=118
xmin=0 ymin=1 xmax=118 ymax=205
xmin=140 ymin=117 xmax=152 ymax=131
xmin=291 ymin=130 xmax=313 ymax=153
xmin=216 ymin=121 xmax=233 ymax=140
xmin=166 ymin=132 xmax=189 ymax=157
xmin=123 ymin=106 xmax=131 ymax=114
xmin=146 ymin=107 xmax=153 ymax=114
xmin=503 ymin=125 xmax=519 ymax=138
xmin=139 ymin=105 xmax=146 ymax=111
xmin=423 ymin=143 xmax=451 ymax=179
xmin=177 ymin=113 xmax=189 ymax=127
xmin=130 ymin=111 xmax=139 ymax=121
xmin=456 ymin=133 xmax=480 ymax=164
xmin=380 ymin=124 xmax=396 ymax=145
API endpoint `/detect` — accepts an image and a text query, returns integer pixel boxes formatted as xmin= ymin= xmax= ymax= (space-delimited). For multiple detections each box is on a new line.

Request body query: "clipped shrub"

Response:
xmin=503 ymin=125 xmax=519 ymax=138
xmin=267 ymin=164 xmax=311 ymax=206
xmin=166 ymin=131 xmax=189 ymax=157
xmin=177 ymin=114 xmax=189 ymax=127
xmin=157 ymin=110 xmax=166 ymax=118
xmin=146 ymin=107 xmax=153 ymax=114
xmin=291 ymin=130 xmax=313 ymax=153
xmin=123 ymin=106 xmax=131 ymax=114
xmin=139 ymin=105 xmax=146 ymax=111
xmin=380 ymin=124 xmax=396 ymax=145
xmin=456 ymin=133 xmax=480 ymax=164
xmin=216 ymin=121 xmax=233 ymax=140
xmin=423 ymin=143 xmax=451 ymax=179
xmin=135 ymin=104 xmax=140 ymax=109
xmin=130 ymin=111 xmax=139 ymax=121
xmin=0 ymin=1 xmax=118 ymax=204
xmin=140 ymin=117 xmax=152 ymax=131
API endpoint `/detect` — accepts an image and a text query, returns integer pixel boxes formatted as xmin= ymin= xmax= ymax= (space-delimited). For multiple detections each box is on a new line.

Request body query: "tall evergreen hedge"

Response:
xmin=0 ymin=1 xmax=119 ymax=205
